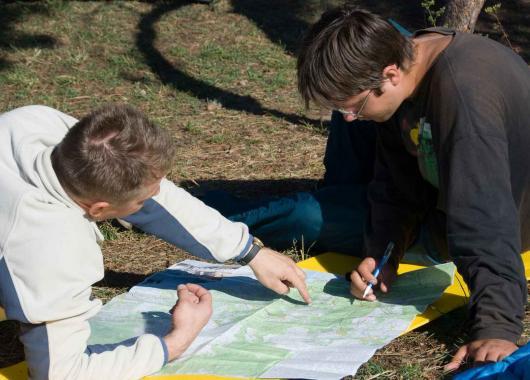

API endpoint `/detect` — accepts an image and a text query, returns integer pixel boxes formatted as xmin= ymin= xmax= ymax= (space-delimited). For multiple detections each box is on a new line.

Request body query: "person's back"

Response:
xmin=0 ymin=106 xmax=116 ymax=378
xmin=420 ymin=28 xmax=530 ymax=243
xmin=371 ymin=27 xmax=530 ymax=347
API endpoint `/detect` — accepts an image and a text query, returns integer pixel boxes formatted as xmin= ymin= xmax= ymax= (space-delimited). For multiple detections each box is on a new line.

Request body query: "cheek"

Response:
xmin=374 ymin=99 xmax=398 ymax=121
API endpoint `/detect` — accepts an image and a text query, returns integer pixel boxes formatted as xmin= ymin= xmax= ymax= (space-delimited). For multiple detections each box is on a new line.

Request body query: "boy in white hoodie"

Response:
xmin=0 ymin=104 xmax=309 ymax=379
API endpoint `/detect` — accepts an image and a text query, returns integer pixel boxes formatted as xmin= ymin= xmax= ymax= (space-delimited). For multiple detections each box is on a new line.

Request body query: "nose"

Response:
xmin=342 ymin=113 xmax=356 ymax=122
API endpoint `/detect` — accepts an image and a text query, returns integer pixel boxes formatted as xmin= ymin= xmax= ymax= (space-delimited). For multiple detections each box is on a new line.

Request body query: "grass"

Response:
xmin=0 ymin=1 xmax=528 ymax=378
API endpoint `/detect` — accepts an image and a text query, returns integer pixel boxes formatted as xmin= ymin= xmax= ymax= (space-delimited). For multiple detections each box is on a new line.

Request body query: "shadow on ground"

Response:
xmin=232 ymin=0 xmax=426 ymax=57
xmin=234 ymin=0 xmax=529 ymax=60
xmin=0 ymin=2 xmax=58 ymax=72
xmin=0 ymin=320 xmax=23 ymax=368
xmin=135 ymin=0 xmax=325 ymax=128
xmin=180 ymin=178 xmax=321 ymax=198
xmin=94 ymin=270 xmax=149 ymax=290
xmin=134 ymin=0 xmax=528 ymax=140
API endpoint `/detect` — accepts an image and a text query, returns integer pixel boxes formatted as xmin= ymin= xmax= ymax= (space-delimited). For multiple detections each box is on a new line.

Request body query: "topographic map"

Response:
xmin=88 ymin=260 xmax=455 ymax=379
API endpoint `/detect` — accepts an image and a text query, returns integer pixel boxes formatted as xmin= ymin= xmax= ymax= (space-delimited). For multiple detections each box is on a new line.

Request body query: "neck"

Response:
xmin=406 ymin=34 xmax=452 ymax=98
xmin=69 ymin=193 xmax=92 ymax=214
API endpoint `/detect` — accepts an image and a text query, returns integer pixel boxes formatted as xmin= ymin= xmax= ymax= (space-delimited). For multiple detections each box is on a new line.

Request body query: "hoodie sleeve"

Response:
xmin=1 ymin=195 xmax=167 ymax=380
xmin=123 ymin=178 xmax=253 ymax=262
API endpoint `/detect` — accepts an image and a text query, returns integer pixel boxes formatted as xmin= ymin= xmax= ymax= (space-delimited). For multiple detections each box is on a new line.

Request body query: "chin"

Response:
xmin=361 ymin=112 xmax=392 ymax=123
xmin=373 ymin=112 xmax=395 ymax=123
xmin=368 ymin=116 xmax=388 ymax=123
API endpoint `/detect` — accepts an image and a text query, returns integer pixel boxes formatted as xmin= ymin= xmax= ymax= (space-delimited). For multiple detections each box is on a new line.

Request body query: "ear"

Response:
xmin=85 ymin=201 xmax=111 ymax=220
xmin=382 ymin=64 xmax=402 ymax=86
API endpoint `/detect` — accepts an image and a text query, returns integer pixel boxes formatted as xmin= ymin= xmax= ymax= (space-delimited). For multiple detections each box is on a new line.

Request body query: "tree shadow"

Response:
xmin=229 ymin=0 xmax=310 ymax=56
xmin=231 ymin=0 xmax=529 ymax=62
xmin=232 ymin=0 xmax=426 ymax=57
xmin=94 ymin=270 xmax=148 ymax=289
xmin=180 ymin=178 xmax=321 ymax=198
xmin=0 ymin=2 xmax=58 ymax=71
xmin=0 ymin=320 xmax=23 ymax=368
xmin=135 ymin=0 xmax=528 ymax=132
xmin=134 ymin=0 xmax=326 ymax=129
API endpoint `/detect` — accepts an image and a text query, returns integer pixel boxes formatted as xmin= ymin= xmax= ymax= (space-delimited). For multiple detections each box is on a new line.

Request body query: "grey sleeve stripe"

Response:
xmin=0 ymin=257 xmax=30 ymax=323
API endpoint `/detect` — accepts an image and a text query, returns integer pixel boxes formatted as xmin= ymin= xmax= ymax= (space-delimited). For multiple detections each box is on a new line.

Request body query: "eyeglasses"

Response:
xmin=337 ymin=89 xmax=373 ymax=120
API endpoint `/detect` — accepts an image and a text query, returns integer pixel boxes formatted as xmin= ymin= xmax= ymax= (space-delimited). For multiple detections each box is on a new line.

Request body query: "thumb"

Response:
xmin=177 ymin=284 xmax=199 ymax=304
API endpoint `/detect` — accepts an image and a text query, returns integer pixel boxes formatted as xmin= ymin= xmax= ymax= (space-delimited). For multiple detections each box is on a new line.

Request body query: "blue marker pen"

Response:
xmin=363 ymin=241 xmax=395 ymax=299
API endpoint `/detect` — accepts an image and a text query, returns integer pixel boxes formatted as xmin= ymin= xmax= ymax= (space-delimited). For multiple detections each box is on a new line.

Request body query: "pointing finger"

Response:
xmin=445 ymin=344 xmax=469 ymax=372
xmin=286 ymin=271 xmax=312 ymax=304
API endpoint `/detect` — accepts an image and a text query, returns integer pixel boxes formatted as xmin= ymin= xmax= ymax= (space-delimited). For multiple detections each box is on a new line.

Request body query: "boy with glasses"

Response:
xmin=297 ymin=5 xmax=530 ymax=371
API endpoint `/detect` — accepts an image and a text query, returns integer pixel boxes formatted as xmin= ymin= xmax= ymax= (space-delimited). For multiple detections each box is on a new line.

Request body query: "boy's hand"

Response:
xmin=444 ymin=338 xmax=518 ymax=372
xmin=248 ymin=247 xmax=312 ymax=304
xmin=349 ymin=257 xmax=397 ymax=301
xmin=164 ymin=283 xmax=212 ymax=361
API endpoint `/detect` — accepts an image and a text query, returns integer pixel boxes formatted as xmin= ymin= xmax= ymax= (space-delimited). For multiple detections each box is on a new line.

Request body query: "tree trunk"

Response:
xmin=442 ymin=0 xmax=486 ymax=32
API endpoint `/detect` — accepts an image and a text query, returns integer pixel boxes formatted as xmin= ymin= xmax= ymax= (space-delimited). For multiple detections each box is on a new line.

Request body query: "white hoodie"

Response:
xmin=0 ymin=106 xmax=252 ymax=379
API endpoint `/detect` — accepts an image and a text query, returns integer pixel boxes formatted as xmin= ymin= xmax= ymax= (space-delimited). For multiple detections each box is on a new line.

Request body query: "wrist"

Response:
xmin=163 ymin=330 xmax=193 ymax=361
xmin=238 ymin=237 xmax=264 ymax=266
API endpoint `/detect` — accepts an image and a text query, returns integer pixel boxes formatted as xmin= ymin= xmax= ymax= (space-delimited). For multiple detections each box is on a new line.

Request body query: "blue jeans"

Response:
xmin=202 ymin=112 xmax=376 ymax=256
xmin=202 ymin=112 xmax=446 ymax=261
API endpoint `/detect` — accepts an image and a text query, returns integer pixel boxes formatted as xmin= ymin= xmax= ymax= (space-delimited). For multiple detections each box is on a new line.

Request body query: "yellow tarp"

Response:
xmin=2 ymin=251 xmax=530 ymax=380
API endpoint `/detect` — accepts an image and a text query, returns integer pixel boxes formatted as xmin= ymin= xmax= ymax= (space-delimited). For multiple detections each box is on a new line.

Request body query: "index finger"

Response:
xmin=285 ymin=271 xmax=312 ymax=304
xmin=177 ymin=284 xmax=199 ymax=304
xmin=294 ymin=265 xmax=306 ymax=280
xmin=350 ymin=270 xmax=376 ymax=301
xmin=444 ymin=344 xmax=468 ymax=372
xmin=357 ymin=258 xmax=378 ymax=285
xmin=185 ymin=283 xmax=210 ymax=298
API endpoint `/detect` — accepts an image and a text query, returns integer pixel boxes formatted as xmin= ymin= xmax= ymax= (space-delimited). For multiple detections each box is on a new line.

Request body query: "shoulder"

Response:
xmin=8 ymin=191 xmax=101 ymax=252
xmin=433 ymin=33 xmax=525 ymax=88
xmin=5 ymin=192 xmax=103 ymax=285
xmin=426 ymin=35 xmax=524 ymax=132
xmin=2 ymin=193 xmax=104 ymax=323
xmin=0 ymin=105 xmax=78 ymax=136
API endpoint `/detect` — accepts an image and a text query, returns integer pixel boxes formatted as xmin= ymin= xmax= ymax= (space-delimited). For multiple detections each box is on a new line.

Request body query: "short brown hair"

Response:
xmin=52 ymin=104 xmax=175 ymax=203
xmin=297 ymin=6 xmax=415 ymax=109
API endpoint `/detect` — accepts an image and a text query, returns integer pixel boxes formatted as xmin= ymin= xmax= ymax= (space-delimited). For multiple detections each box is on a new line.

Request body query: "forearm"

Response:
xmin=20 ymin=320 xmax=166 ymax=380
xmin=364 ymin=124 xmax=432 ymax=265
xmin=163 ymin=329 xmax=197 ymax=362
xmin=451 ymin=234 xmax=526 ymax=342
xmin=123 ymin=179 xmax=252 ymax=262
xmin=364 ymin=182 xmax=429 ymax=267
xmin=444 ymin=136 xmax=527 ymax=342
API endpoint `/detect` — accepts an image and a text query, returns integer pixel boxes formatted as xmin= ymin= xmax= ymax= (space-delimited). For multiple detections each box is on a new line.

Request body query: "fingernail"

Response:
xmin=177 ymin=284 xmax=185 ymax=290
